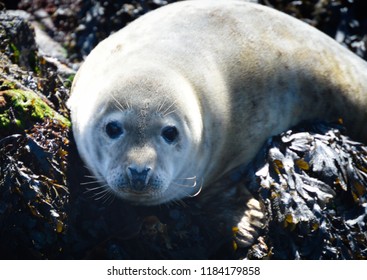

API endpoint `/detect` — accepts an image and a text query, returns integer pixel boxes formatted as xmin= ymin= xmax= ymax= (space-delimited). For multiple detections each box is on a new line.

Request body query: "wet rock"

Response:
xmin=0 ymin=120 xmax=69 ymax=259
xmin=0 ymin=9 xmax=71 ymax=259
xmin=0 ymin=10 xmax=38 ymax=70
xmin=242 ymin=121 xmax=367 ymax=259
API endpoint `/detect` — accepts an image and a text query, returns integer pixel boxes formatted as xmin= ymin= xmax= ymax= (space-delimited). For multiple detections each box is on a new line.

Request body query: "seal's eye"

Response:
xmin=105 ymin=121 xmax=123 ymax=139
xmin=161 ymin=126 xmax=179 ymax=143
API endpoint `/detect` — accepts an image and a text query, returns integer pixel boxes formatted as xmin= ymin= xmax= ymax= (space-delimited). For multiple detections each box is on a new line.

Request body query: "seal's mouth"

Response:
xmin=111 ymin=184 xmax=166 ymax=205
xmin=117 ymin=192 xmax=165 ymax=206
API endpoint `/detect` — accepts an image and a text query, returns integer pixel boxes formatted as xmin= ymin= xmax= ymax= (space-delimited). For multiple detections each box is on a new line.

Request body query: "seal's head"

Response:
xmin=68 ymin=64 xmax=205 ymax=205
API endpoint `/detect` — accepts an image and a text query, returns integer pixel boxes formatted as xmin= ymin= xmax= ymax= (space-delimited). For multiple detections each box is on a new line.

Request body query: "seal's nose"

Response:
xmin=127 ymin=167 xmax=151 ymax=191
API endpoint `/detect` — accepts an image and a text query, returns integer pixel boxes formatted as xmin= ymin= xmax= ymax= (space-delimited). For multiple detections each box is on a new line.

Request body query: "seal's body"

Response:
xmin=68 ymin=0 xmax=367 ymax=206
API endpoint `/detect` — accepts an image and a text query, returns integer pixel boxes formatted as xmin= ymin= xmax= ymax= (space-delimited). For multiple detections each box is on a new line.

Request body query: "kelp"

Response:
xmin=245 ymin=122 xmax=367 ymax=259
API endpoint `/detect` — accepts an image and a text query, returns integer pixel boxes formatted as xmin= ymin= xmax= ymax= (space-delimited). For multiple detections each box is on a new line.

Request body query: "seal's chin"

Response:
xmin=113 ymin=190 xmax=164 ymax=205
xmin=110 ymin=183 xmax=194 ymax=205
xmin=109 ymin=183 xmax=168 ymax=205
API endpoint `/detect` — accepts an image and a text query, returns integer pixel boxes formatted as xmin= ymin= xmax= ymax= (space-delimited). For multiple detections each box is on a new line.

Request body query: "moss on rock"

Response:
xmin=0 ymin=85 xmax=70 ymax=137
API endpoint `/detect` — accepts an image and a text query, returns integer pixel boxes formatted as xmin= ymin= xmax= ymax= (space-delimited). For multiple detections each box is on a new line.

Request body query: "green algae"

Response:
xmin=0 ymin=88 xmax=70 ymax=136
xmin=9 ymin=42 xmax=20 ymax=64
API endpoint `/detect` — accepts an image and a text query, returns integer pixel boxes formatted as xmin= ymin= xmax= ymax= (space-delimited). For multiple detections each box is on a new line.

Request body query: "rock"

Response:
xmin=0 ymin=9 xmax=71 ymax=259
xmin=0 ymin=10 xmax=38 ymax=70
xmin=243 ymin=121 xmax=367 ymax=259
xmin=32 ymin=21 xmax=67 ymax=60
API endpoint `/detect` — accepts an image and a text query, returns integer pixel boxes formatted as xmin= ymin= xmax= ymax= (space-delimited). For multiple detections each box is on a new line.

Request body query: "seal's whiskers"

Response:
xmin=162 ymin=101 xmax=176 ymax=117
xmin=110 ymin=94 xmax=126 ymax=111
xmin=156 ymin=97 xmax=168 ymax=114
xmin=188 ymin=179 xmax=203 ymax=198
xmin=80 ymin=179 xmax=104 ymax=186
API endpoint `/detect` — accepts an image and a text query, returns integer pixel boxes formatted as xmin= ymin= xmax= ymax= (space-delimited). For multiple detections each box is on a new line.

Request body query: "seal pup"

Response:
xmin=68 ymin=0 xmax=367 ymax=208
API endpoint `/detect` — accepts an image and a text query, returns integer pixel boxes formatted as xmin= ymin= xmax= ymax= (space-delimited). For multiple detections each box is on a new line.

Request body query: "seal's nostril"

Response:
xmin=127 ymin=167 xmax=151 ymax=190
